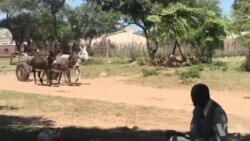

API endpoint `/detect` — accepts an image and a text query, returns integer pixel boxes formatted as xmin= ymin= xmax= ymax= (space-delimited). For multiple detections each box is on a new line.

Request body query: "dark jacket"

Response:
xmin=189 ymin=100 xmax=228 ymax=141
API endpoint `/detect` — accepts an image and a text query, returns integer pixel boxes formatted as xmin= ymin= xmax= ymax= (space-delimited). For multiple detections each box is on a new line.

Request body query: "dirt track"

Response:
xmin=0 ymin=73 xmax=249 ymax=120
xmin=1 ymin=73 xmax=250 ymax=132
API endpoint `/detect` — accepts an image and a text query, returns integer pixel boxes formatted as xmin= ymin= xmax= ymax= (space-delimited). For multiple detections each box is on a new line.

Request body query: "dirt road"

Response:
xmin=0 ymin=73 xmax=249 ymax=120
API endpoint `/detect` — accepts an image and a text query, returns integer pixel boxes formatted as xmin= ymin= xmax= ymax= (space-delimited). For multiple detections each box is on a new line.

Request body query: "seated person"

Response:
xmin=169 ymin=84 xmax=228 ymax=141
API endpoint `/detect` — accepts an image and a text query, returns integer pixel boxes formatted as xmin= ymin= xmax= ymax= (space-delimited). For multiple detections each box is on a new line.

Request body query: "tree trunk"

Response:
xmin=177 ymin=42 xmax=187 ymax=61
xmin=172 ymin=41 xmax=177 ymax=55
xmin=53 ymin=14 xmax=57 ymax=40
xmin=144 ymin=31 xmax=158 ymax=62
xmin=246 ymin=47 xmax=250 ymax=63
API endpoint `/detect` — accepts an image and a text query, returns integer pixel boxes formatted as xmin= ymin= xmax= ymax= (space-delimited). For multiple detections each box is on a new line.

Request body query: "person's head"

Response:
xmin=191 ymin=83 xmax=210 ymax=108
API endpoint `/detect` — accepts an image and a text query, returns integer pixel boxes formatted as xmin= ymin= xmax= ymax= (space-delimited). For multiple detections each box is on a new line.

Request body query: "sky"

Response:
xmin=0 ymin=0 xmax=235 ymax=31
xmin=66 ymin=0 xmax=235 ymax=16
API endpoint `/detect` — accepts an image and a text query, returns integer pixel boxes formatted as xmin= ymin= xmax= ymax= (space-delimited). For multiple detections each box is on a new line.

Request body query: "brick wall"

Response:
xmin=0 ymin=45 xmax=16 ymax=58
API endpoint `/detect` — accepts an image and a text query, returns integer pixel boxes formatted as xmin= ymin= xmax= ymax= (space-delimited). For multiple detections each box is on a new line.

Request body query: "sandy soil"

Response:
xmin=0 ymin=73 xmax=250 ymax=132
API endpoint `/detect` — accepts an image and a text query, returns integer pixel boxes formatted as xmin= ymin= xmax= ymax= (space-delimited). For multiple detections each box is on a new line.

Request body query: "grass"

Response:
xmin=0 ymin=90 xmax=191 ymax=130
xmin=0 ymin=90 xmax=250 ymax=141
xmin=123 ymin=57 xmax=250 ymax=92
xmin=0 ymin=90 xmax=189 ymax=141
xmin=1 ymin=56 xmax=250 ymax=92
xmin=80 ymin=57 xmax=152 ymax=78
xmin=0 ymin=58 xmax=15 ymax=73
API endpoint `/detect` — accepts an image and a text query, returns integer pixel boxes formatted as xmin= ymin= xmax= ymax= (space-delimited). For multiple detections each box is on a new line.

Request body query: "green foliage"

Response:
xmin=137 ymin=57 xmax=149 ymax=66
xmin=147 ymin=3 xmax=202 ymax=45
xmin=110 ymin=58 xmax=130 ymax=64
xmin=187 ymin=56 xmax=201 ymax=65
xmin=192 ymin=64 xmax=204 ymax=72
xmin=240 ymin=48 xmax=250 ymax=72
xmin=240 ymin=61 xmax=250 ymax=72
xmin=141 ymin=68 xmax=159 ymax=77
xmin=192 ymin=17 xmax=228 ymax=62
xmin=69 ymin=3 xmax=120 ymax=41
xmin=191 ymin=0 xmax=222 ymax=16
xmin=233 ymin=0 xmax=250 ymax=68
xmin=209 ymin=61 xmax=228 ymax=71
xmin=176 ymin=68 xmax=201 ymax=84
xmin=82 ymin=58 xmax=105 ymax=65
xmin=99 ymin=0 xmax=177 ymax=60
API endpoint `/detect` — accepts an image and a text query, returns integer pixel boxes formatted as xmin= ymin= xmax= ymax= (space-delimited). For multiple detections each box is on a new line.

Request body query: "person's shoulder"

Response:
xmin=211 ymin=100 xmax=227 ymax=116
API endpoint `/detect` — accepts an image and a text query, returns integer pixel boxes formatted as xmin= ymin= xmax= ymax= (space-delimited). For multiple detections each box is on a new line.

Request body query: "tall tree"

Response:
xmin=39 ymin=0 xmax=65 ymax=40
xmin=0 ymin=0 xmax=37 ymax=51
xmin=95 ymin=0 xmax=174 ymax=61
xmin=233 ymin=0 xmax=250 ymax=70
xmin=148 ymin=3 xmax=203 ymax=60
xmin=68 ymin=2 xmax=120 ymax=48
xmin=186 ymin=0 xmax=228 ymax=63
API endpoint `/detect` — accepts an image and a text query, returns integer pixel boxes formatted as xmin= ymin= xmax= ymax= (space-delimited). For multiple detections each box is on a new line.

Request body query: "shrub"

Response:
xmin=141 ymin=68 xmax=159 ymax=77
xmin=241 ymin=52 xmax=250 ymax=72
xmin=240 ymin=62 xmax=250 ymax=72
xmin=209 ymin=61 xmax=228 ymax=71
xmin=192 ymin=64 xmax=204 ymax=72
xmin=187 ymin=56 xmax=201 ymax=65
xmin=177 ymin=68 xmax=201 ymax=84
xmin=82 ymin=58 xmax=105 ymax=65
xmin=110 ymin=58 xmax=130 ymax=64
xmin=137 ymin=57 xmax=149 ymax=66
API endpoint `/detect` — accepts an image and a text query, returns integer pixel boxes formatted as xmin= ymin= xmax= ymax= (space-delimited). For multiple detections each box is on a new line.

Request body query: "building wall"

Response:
xmin=0 ymin=45 xmax=16 ymax=58
xmin=105 ymin=30 xmax=146 ymax=47
xmin=81 ymin=28 xmax=147 ymax=48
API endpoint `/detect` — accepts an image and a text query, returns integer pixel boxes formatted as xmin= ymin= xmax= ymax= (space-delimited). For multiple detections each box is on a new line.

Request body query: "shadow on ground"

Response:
xmin=0 ymin=115 xmax=249 ymax=141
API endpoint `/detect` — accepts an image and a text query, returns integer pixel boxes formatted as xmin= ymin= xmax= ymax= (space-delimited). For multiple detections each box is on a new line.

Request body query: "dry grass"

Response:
xmin=0 ymin=58 xmax=15 ymax=73
xmin=0 ymin=90 xmax=250 ymax=141
xmin=0 ymin=90 xmax=191 ymax=131
xmin=120 ymin=57 xmax=250 ymax=92
xmin=1 ymin=56 xmax=250 ymax=92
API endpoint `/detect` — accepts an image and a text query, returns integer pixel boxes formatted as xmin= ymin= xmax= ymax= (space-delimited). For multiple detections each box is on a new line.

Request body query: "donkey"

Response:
xmin=51 ymin=45 xmax=89 ymax=84
xmin=28 ymin=52 xmax=54 ymax=85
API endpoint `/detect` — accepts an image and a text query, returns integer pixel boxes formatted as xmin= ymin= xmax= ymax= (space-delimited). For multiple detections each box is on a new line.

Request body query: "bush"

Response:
xmin=192 ymin=64 xmax=204 ymax=72
xmin=187 ymin=56 xmax=201 ymax=65
xmin=240 ymin=61 xmax=250 ymax=72
xmin=137 ymin=57 xmax=149 ymax=66
xmin=209 ymin=61 xmax=228 ymax=71
xmin=177 ymin=68 xmax=201 ymax=84
xmin=110 ymin=58 xmax=130 ymax=64
xmin=82 ymin=58 xmax=105 ymax=65
xmin=141 ymin=68 xmax=159 ymax=77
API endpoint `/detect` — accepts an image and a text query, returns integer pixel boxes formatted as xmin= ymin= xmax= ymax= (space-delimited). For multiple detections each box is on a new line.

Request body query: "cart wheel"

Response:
xmin=16 ymin=62 xmax=30 ymax=81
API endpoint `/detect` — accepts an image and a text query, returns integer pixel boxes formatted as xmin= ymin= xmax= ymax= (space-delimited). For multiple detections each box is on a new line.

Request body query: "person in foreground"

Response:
xmin=169 ymin=83 xmax=228 ymax=141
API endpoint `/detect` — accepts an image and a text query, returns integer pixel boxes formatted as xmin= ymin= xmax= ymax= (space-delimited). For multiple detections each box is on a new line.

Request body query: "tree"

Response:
xmin=147 ymin=3 xmax=203 ymax=60
xmin=96 ymin=0 xmax=173 ymax=61
xmin=233 ymin=0 xmax=250 ymax=70
xmin=68 ymin=2 xmax=120 ymax=48
xmin=39 ymin=0 xmax=65 ymax=40
xmin=0 ymin=0 xmax=37 ymax=51
xmin=0 ymin=0 xmax=36 ymax=19
xmin=148 ymin=1 xmax=228 ymax=63
xmin=189 ymin=0 xmax=228 ymax=63
xmin=190 ymin=0 xmax=222 ymax=16
xmin=193 ymin=18 xmax=228 ymax=62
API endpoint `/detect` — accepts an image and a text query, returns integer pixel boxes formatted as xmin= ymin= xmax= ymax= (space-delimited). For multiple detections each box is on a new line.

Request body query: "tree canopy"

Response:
xmin=0 ymin=0 xmax=230 ymax=63
xmin=233 ymin=0 xmax=250 ymax=70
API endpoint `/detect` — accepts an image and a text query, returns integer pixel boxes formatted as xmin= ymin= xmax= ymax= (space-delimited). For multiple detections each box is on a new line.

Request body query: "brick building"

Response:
xmin=0 ymin=28 xmax=16 ymax=58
